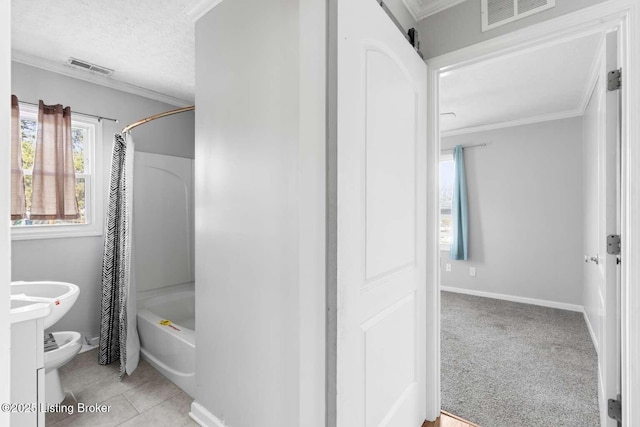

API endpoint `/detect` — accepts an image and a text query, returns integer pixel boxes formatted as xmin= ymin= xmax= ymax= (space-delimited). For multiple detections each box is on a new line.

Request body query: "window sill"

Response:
xmin=11 ymin=225 xmax=103 ymax=241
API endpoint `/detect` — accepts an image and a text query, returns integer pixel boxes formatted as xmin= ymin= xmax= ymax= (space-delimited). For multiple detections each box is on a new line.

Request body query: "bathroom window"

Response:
xmin=440 ymin=155 xmax=454 ymax=250
xmin=11 ymin=103 xmax=103 ymax=240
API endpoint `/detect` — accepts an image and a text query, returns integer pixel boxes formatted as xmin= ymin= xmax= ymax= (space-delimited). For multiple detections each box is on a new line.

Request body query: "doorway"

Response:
xmin=426 ymin=2 xmax=639 ymax=425
xmin=436 ymin=30 xmax=615 ymax=426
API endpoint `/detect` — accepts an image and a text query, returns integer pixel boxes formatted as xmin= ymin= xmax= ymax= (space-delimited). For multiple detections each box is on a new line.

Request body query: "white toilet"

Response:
xmin=10 ymin=281 xmax=83 ymax=405
xmin=44 ymin=331 xmax=83 ymax=404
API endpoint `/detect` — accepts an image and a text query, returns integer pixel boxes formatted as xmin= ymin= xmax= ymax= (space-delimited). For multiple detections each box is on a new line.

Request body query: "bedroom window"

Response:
xmin=440 ymin=155 xmax=454 ymax=250
xmin=11 ymin=102 xmax=103 ymax=240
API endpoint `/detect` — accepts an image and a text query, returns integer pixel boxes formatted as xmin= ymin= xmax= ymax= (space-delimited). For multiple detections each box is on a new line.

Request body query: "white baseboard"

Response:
xmin=441 ymin=286 xmax=584 ymax=312
xmin=190 ymin=401 xmax=226 ymax=427
xmin=79 ymin=343 xmax=98 ymax=354
xmin=582 ymin=306 xmax=604 ymax=426
xmin=582 ymin=310 xmax=599 ymax=353
xmin=597 ymin=363 xmax=606 ymax=427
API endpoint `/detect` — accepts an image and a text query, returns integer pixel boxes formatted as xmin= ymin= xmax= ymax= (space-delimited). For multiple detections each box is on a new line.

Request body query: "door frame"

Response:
xmin=425 ymin=1 xmax=640 ymax=424
xmin=1 ymin=1 xmax=11 ymax=425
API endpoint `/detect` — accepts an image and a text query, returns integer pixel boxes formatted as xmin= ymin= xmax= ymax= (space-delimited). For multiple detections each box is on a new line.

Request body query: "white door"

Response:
xmin=583 ymin=31 xmax=620 ymax=427
xmin=332 ymin=0 xmax=427 ymax=425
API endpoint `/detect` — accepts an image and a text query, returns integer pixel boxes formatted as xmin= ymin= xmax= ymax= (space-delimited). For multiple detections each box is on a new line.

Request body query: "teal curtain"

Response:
xmin=450 ymin=145 xmax=468 ymax=260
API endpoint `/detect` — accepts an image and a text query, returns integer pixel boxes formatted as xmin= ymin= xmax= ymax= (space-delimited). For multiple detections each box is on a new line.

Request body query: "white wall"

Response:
xmin=417 ymin=0 xmax=609 ymax=59
xmin=134 ymin=152 xmax=195 ymax=295
xmin=193 ymin=0 xmax=325 ymax=426
xmin=298 ymin=0 xmax=327 ymax=422
xmin=11 ymin=63 xmax=194 ymax=338
xmin=440 ymin=117 xmax=584 ymax=305
xmin=1 ymin=0 xmax=12 ymax=423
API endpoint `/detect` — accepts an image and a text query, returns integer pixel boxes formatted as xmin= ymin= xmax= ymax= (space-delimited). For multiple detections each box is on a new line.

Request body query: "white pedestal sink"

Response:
xmin=10 ymin=281 xmax=80 ymax=329
xmin=10 ymin=281 xmax=82 ymax=404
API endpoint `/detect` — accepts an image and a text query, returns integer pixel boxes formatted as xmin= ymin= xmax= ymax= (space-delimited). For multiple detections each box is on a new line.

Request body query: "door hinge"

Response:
xmin=607 ymin=235 xmax=621 ymax=255
xmin=608 ymin=69 xmax=622 ymax=91
xmin=608 ymin=395 xmax=622 ymax=423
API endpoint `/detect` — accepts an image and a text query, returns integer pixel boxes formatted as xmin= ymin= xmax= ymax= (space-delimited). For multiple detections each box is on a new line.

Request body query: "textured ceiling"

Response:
xmin=12 ymin=0 xmax=195 ymax=103
xmin=439 ymin=33 xmax=602 ymax=134
xmin=11 ymin=0 xmax=601 ymax=118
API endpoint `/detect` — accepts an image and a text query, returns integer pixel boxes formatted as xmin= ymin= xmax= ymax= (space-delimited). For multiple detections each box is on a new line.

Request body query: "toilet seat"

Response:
xmin=44 ymin=331 xmax=82 ymax=370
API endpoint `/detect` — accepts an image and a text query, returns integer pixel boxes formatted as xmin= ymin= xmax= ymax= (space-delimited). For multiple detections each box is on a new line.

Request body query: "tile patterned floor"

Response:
xmin=47 ymin=349 xmax=198 ymax=426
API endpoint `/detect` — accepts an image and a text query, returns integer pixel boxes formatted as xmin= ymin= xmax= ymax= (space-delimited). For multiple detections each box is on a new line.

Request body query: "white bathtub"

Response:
xmin=137 ymin=287 xmax=195 ymax=397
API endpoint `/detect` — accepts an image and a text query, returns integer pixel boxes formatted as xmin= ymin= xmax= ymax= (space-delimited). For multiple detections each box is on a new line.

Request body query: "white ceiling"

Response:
xmin=12 ymin=0 xmax=198 ymax=105
xmin=9 ymin=0 xmax=463 ymax=107
xmin=12 ymin=0 xmax=601 ymax=122
xmin=439 ymin=33 xmax=603 ymax=135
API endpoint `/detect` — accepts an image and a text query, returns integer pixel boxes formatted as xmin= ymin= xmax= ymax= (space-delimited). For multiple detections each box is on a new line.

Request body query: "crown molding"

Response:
xmin=440 ymin=108 xmax=583 ymax=137
xmin=403 ymin=0 xmax=468 ymax=21
xmin=12 ymin=51 xmax=192 ymax=107
xmin=185 ymin=0 xmax=226 ymax=22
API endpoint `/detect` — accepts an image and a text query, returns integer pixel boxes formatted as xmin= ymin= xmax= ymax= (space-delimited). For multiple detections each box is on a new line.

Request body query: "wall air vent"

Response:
xmin=67 ymin=57 xmax=114 ymax=76
xmin=481 ymin=0 xmax=555 ymax=32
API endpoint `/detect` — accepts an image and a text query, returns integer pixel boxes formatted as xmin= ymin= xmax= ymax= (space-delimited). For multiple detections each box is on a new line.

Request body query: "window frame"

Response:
xmin=11 ymin=103 xmax=103 ymax=240
xmin=439 ymin=153 xmax=454 ymax=251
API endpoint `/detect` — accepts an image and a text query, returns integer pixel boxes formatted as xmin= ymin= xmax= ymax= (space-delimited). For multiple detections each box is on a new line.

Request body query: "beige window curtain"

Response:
xmin=30 ymin=100 xmax=80 ymax=220
xmin=10 ymin=95 xmax=26 ymax=219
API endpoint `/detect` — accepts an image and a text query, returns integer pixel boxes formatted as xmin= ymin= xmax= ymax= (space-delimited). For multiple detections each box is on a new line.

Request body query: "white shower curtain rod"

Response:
xmin=19 ymin=100 xmax=119 ymax=123
xmin=122 ymin=105 xmax=195 ymax=133
xmin=441 ymin=142 xmax=488 ymax=152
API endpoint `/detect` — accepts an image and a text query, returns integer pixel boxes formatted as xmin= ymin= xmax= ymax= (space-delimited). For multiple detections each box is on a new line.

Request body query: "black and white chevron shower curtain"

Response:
xmin=99 ymin=132 xmax=140 ymax=376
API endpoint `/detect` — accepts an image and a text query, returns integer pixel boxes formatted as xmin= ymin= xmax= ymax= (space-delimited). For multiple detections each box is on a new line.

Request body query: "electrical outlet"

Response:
xmin=445 ymin=263 xmax=451 ymax=272
xmin=470 ymin=267 xmax=476 ymax=276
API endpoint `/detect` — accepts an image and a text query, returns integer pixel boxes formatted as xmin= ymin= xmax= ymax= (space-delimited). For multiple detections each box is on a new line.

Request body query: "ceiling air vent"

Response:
xmin=67 ymin=57 xmax=114 ymax=76
xmin=481 ymin=0 xmax=555 ymax=32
